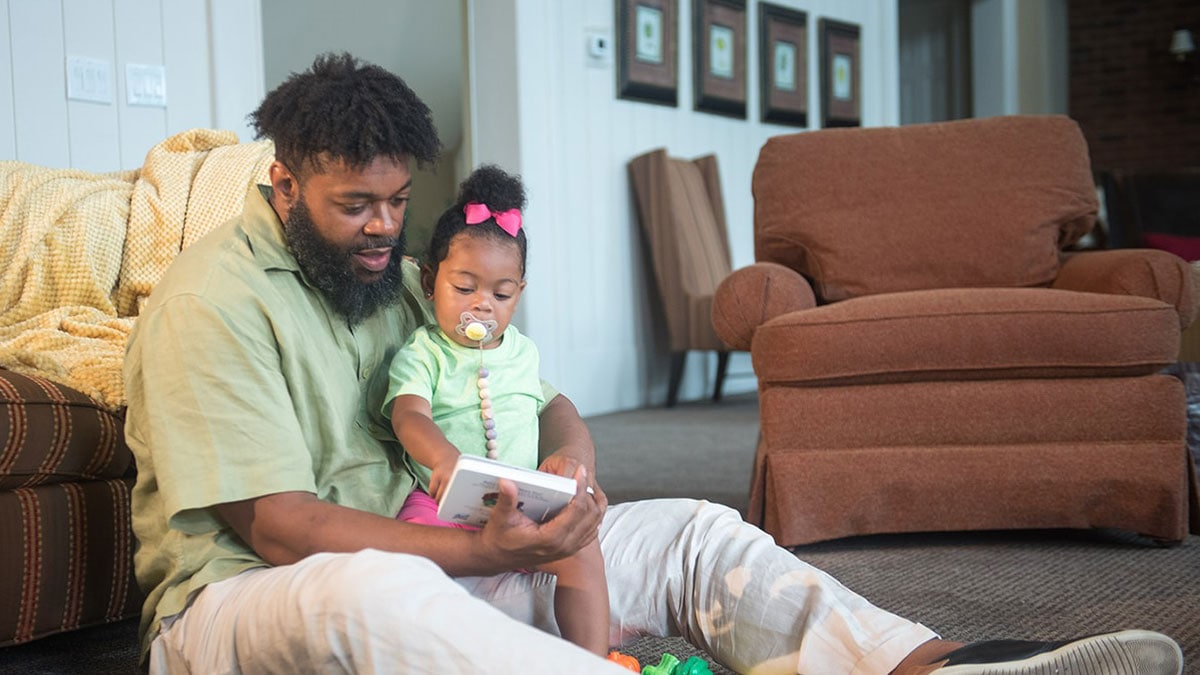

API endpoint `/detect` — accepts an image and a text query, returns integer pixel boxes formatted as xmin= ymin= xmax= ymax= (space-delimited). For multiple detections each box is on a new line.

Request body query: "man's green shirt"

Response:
xmin=123 ymin=185 xmax=432 ymax=655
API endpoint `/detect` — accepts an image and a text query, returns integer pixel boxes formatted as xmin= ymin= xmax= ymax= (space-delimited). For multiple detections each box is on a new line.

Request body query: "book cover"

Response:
xmin=436 ymin=455 xmax=579 ymax=526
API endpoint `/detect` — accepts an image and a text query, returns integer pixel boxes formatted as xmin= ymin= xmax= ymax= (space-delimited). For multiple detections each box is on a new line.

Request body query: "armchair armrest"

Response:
xmin=1053 ymin=249 xmax=1198 ymax=328
xmin=713 ymin=262 xmax=816 ymax=351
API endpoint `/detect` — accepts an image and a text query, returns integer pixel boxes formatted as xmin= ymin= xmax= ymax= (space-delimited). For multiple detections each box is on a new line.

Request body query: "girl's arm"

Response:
xmin=390 ymin=394 xmax=461 ymax=500
xmin=537 ymin=394 xmax=596 ymax=472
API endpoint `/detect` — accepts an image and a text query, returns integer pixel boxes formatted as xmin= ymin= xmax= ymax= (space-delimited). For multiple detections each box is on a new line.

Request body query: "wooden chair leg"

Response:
xmin=667 ymin=351 xmax=686 ymax=408
xmin=713 ymin=351 xmax=730 ymax=402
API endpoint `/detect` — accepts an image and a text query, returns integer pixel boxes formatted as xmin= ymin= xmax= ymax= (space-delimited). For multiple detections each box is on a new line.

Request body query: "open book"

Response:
xmin=436 ymin=455 xmax=580 ymax=526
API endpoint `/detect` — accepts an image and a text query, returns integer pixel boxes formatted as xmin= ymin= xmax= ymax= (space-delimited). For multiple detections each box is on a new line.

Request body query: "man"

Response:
xmin=124 ymin=53 xmax=1183 ymax=674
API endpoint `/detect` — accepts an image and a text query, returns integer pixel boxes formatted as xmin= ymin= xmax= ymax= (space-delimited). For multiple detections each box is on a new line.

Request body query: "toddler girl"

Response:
xmin=383 ymin=165 xmax=610 ymax=657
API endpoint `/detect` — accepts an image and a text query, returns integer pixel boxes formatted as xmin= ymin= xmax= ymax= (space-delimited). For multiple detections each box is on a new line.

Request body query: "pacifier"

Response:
xmin=455 ymin=311 xmax=498 ymax=345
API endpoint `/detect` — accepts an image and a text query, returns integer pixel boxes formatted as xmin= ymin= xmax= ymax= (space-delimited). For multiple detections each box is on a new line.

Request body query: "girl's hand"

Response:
xmin=427 ymin=452 xmax=460 ymax=501
xmin=539 ymin=452 xmax=608 ymax=514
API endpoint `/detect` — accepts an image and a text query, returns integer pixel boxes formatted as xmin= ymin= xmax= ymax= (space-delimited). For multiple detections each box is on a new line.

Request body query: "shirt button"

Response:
xmin=360 ymin=367 xmax=370 ymax=379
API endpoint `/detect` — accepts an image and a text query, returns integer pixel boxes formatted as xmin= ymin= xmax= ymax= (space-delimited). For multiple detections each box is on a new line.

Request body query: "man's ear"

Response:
xmin=420 ymin=264 xmax=436 ymax=299
xmin=268 ymin=160 xmax=299 ymax=220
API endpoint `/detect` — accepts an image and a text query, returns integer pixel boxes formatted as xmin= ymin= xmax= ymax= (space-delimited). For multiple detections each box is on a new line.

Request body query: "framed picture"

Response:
xmin=819 ymin=18 xmax=861 ymax=127
xmin=758 ymin=2 xmax=807 ymax=127
xmin=617 ymin=0 xmax=679 ymax=106
xmin=692 ymin=0 xmax=746 ymax=118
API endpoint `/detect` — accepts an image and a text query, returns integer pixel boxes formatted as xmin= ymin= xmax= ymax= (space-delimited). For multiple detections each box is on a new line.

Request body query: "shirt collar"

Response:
xmin=242 ymin=183 xmax=301 ymax=273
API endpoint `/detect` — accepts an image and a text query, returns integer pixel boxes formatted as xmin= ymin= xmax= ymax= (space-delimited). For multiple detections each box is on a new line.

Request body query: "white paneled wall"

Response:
xmin=1 ymin=0 xmax=264 ymax=172
xmin=471 ymin=0 xmax=900 ymax=417
xmin=0 ymin=4 xmax=12 ymax=160
xmin=115 ymin=0 xmax=166 ymax=169
xmin=9 ymin=0 xmax=70 ymax=168
xmin=64 ymin=0 xmax=120 ymax=170
xmin=208 ymin=0 xmax=265 ymax=138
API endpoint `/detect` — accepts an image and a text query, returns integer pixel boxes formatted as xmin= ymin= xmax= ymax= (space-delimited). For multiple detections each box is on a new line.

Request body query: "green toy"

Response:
xmin=640 ymin=652 xmax=713 ymax=675
xmin=641 ymin=653 xmax=680 ymax=675
xmin=675 ymin=655 xmax=714 ymax=675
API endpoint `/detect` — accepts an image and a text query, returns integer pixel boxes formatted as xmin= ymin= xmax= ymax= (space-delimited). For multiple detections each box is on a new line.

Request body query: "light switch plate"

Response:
xmin=66 ymin=55 xmax=113 ymax=104
xmin=126 ymin=63 xmax=167 ymax=107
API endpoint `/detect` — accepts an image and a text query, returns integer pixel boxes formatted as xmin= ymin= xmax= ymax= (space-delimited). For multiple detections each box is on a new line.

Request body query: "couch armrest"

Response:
xmin=713 ymin=263 xmax=816 ymax=351
xmin=1053 ymin=249 xmax=1198 ymax=329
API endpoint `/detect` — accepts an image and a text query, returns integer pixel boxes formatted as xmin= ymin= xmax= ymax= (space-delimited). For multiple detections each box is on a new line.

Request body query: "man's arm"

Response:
xmin=536 ymin=394 xmax=607 ymax=506
xmin=215 ymin=465 xmax=603 ymax=575
xmin=214 ymin=393 xmax=611 ymax=573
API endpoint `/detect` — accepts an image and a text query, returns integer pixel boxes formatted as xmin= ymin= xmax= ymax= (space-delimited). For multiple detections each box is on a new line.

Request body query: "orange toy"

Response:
xmin=606 ymin=651 xmax=641 ymax=672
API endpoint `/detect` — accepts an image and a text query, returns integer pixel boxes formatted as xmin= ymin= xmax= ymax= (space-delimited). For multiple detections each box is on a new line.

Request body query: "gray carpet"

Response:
xmin=2 ymin=390 xmax=1197 ymax=674
xmin=798 ymin=529 xmax=1200 ymax=670
xmin=588 ymin=391 xmax=1200 ymax=675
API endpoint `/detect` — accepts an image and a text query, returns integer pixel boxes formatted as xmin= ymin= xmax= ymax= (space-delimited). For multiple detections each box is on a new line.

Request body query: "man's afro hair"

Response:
xmin=250 ymin=52 xmax=441 ymax=173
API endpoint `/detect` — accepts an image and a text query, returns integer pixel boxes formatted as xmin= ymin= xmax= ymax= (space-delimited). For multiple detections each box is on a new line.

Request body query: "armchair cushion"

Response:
xmin=0 ymin=369 xmax=132 ymax=489
xmin=752 ymin=288 xmax=1178 ymax=386
xmin=753 ymin=115 xmax=1097 ymax=302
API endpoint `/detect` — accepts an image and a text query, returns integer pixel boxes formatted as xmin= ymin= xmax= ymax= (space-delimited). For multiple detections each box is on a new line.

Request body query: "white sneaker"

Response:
xmin=930 ymin=630 xmax=1183 ymax=674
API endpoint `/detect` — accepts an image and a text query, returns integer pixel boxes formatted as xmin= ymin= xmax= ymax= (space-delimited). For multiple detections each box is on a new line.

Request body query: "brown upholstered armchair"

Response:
xmin=713 ymin=115 xmax=1200 ymax=547
xmin=629 ymin=149 xmax=736 ymax=407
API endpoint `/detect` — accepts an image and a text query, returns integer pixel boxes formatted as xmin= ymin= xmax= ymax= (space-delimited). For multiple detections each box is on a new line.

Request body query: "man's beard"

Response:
xmin=283 ymin=196 xmax=407 ymax=326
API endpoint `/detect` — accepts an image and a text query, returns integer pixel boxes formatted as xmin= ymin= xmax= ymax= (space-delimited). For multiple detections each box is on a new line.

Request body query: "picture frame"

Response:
xmin=758 ymin=2 xmax=807 ymax=127
xmin=616 ymin=0 xmax=679 ymax=106
xmin=692 ymin=0 xmax=747 ymax=118
xmin=819 ymin=18 xmax=861 ymax=127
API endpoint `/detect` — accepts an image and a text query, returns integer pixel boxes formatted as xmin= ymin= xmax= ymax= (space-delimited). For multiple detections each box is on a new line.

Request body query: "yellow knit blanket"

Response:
xmin=0 ymin=129 xmax=274 ymax=410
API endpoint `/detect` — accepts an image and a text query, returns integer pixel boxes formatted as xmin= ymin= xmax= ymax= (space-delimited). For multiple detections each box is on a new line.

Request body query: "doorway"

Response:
xmin=899 ymin=0 xmax=973 ymax=124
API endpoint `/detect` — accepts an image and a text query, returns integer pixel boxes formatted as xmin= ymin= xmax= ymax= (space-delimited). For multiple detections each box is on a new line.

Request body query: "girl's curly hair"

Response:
xmin=427 ymin=165 xmax=529 ymax=276
xmin=250 ymin=52 xmax=441 ymax=174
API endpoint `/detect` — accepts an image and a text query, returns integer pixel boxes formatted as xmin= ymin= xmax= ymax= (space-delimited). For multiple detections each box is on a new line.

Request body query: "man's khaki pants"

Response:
xmin=149 ymin=499 xmax=935 ymax=674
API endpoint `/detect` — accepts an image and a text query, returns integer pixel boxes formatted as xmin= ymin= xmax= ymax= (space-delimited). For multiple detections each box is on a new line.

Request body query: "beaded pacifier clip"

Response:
xmin=456 ymin=311 xmax=501 ymax=459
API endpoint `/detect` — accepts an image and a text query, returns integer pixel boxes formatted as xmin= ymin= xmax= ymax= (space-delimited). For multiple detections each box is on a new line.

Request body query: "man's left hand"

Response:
xmin=539 ymin=452 xmax=608 ymax=516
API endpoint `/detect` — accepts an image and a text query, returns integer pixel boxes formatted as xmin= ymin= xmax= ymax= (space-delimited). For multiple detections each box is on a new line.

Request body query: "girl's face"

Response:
xmin=425 ymin=233 xmax=526 ymax=349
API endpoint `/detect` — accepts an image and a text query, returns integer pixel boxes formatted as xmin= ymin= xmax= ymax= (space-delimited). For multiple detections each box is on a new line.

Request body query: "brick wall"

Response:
xmin=1069 ymin=0 xmax=1200 ymax=171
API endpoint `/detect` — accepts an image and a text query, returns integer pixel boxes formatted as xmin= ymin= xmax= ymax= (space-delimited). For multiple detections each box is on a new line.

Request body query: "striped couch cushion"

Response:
xmin=0 ymin=369 xmax=140 ymax=646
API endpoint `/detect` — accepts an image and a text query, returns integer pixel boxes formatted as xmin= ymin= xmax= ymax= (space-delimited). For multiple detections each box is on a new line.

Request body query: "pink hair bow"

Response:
xmin=464 ymin=202 xmax=522 ymax=237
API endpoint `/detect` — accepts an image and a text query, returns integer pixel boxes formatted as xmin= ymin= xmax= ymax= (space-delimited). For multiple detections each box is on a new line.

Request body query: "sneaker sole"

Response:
xmin=934 ymin=630 xmax=1183 ymax=675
